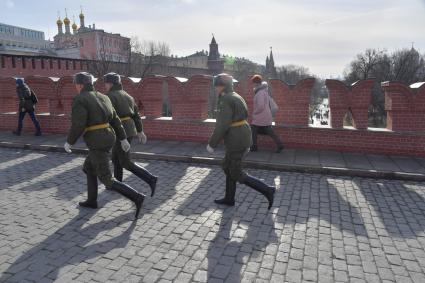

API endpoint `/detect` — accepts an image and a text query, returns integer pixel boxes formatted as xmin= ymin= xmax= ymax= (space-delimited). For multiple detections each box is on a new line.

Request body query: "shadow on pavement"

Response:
xmin=0 ymin=208 xmax=135 ymax=282
xmin=353 ymin=178 xmax=425 ymax=238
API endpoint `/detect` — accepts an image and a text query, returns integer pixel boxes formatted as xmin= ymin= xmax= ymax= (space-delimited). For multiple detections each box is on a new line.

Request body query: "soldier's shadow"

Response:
xmin=175 ymin=166 xmax=279 ymax=281
xmin=0 ymin=207 xmax=136 ymax=282
xmin=123 ymin=160 xmax=193 ymax=213
xmin=207 ymin=208 xmax=279 ymax=281
xmin=275 ymin=173 xmax=367 ymax=237
xmin=353 ymin=178 xmax=425 ymax=238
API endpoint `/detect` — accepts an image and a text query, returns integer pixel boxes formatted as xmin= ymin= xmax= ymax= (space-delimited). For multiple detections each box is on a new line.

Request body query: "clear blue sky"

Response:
xmin=1 ymin=0 xmax=424 ymax=77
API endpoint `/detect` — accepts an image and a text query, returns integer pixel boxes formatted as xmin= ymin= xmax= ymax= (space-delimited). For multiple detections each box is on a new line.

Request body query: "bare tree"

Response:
xmin=344 ymin=47 xmax=425 ymax=127
xmin=129 ymin=37 xmax=171 ymax=78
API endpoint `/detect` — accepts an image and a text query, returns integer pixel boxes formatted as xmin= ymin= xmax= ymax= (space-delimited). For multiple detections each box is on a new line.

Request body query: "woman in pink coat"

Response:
xmin=250 ymin=75 xmax=284 ymax=153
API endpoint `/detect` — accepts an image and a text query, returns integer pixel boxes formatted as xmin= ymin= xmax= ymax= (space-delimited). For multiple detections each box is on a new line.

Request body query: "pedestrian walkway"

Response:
xmin=1 ymin=148 xmax=425 ymax=282
xmin=1 ymin=130 xmax=425 ymax=181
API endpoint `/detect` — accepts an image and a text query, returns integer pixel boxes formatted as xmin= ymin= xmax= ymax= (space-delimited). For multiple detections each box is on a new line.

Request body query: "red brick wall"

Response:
xmin=382 ymin=81 xmax=425 ymax=132
xmin=326 ymin=79 xmax=374 ymax=129
xmin=0 ymin=55 xmax=88 ymax=78
xmin=1 ymin=74 xmax=425 ymax=157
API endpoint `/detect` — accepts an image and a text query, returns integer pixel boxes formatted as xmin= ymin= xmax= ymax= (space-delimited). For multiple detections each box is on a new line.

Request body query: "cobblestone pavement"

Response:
xmin=1 ymin=148 xmax=425 ymax=283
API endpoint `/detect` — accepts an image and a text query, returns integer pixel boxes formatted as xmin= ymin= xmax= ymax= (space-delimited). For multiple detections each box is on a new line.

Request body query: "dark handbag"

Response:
xmin=30 ymin=90 xmax=38 ymax=104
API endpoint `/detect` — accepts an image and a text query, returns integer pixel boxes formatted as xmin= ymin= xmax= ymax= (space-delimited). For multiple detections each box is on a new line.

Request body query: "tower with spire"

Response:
xmin=56 ymin=12 xmax=63 ymax=35
xmin=63 ymin=9 xmax=71 ymax=35
xmin=207 ymin=35 xmax=224 ymax=75
xmin=265 ymin=47 xmax=277 ymax=79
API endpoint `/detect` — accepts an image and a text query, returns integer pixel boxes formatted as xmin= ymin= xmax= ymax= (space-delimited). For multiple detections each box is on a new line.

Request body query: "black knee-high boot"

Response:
xmin=214 ymin=176 xmax=236 ymax=206
xmin=243 ymin=174 xmax=275 ymax=210
xmin=110 ymin=180 xmax=145 ymax=219
xmin=79 ymin=173 xmax=98 ymax=209
xmin=128 ymin=163 xmax=158 ymax=197
xmin=114 ymin=162 xmax=124 ymax=182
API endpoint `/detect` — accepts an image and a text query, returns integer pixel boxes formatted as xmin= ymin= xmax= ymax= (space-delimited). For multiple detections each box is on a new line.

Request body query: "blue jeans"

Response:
xmin=17 ymin=111 xmax=41 ymax=134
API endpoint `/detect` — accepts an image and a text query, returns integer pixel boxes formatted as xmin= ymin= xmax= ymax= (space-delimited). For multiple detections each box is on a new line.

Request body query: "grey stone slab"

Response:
xmin=269 ymin=149 xmax=296 ymax=165
xmin=343 ymin=153 xmax=374 ymax=170
xmin=367 ymin=154 xmax=400 ymax=172
xmin=294 ymin=149 xmax=320 ymax=166
xmin=390 ymin=156 xmax=425 ymax=174
xmin=319 ymin=150 xmax=346 ymax=168
xmin=245 ymin=151 xmax=272 ymax=163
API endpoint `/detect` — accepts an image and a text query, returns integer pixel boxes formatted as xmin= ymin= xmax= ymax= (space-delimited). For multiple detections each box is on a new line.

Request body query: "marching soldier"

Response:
xmin=103 ymin=72 xmax=158 ymax=196
xmin=207 ymin=73 xmax=276 ymax=210
xmin=64 ymin=72 xmax=145 ymax=219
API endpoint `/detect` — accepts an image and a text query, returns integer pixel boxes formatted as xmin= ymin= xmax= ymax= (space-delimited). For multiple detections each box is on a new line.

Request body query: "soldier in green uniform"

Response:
xmin=207 ymin=73 xmax=276 ymax=210
xmin=103 ymin=73 xmax=158 ymax=197
xmin=64 ymin=72 xmax=145 ymax=219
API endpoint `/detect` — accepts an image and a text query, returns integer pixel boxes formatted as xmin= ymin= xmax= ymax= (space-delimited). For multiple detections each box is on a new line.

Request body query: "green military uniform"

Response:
xmin=104 ymin=73 xmax=157 ymax=196
xmin=67 ymin=84 xmax=126 ymax=188
xmin=66 ymin=72 xmax=145 ymax=219
xmin=208 ymin=73 xmax=275 ymax=210
xmin=209 ymin=91 xmax=252 ymax=182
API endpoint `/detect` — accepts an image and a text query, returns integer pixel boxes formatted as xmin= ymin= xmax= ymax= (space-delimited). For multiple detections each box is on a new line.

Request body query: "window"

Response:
xmin=22 ymin=57 xmax=26 ymax=69
xmin=12 ymin=56 xmax=15 ymax=68
xmin=49 ymin=59 xmax=53 ymax=69
xmin=66 ymin=60 xmax=69 ymax=70
xmin=1 ymin=56 xmax=4 ymax=68
xmin=73 ymin=61 xmax=76 ymax=70
xmin=58 ymin=60 xmax=61 ymax=69
xmin=41 ymin=59 xmax=45 ymax=69
xmin=31 ymin=58 xmax=35 ymax=69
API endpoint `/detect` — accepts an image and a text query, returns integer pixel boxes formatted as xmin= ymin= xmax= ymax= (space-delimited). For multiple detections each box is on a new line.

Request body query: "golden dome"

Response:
xmin=79 ymin=12 xmax=84 ymax=18
xmin=63 ymin=17 xmax=70 ymax=25
xmin=72 ymin=22 xmax=77 ymax=29
xmin=57 ymin=19 xmax=63 ymax=25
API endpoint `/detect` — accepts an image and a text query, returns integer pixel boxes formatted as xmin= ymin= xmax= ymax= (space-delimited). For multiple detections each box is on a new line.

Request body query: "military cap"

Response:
xmin=73 ymin=72 xmax=94 ymax=85
xmin=213 ymin=73 xmax=234 ymax=87
xmin=104 ymin=72 xmax=121 ymax=85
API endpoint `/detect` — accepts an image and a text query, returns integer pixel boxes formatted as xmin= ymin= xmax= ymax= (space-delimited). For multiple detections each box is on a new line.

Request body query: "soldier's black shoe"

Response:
xmin=250 ymin=145 xmax=258 ymax=152
xmin=78 ymin=200 xmax=98 ymax=209
xmin=12 ymin=131 xmax=21 ymax=136
xmin=215 ymin=176 xmax=236 ymax=207
xmin=111 ymin=180 xmax=145 ymax=220
xmin=129 ymin=163 xmax=158 ymax=197
xmin=276 ymin=145 xmax=284 ymax=153
xmin=243 ymin=174 xmax=275 ymax=210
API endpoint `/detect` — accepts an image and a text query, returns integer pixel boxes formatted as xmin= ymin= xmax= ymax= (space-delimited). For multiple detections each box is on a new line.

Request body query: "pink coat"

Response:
xmin=251 ymin=82 xmax=273 ymax=126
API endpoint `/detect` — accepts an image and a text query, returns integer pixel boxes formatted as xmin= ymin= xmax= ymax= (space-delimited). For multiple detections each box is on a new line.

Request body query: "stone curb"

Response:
xmin=1 ymin=141 xmax=424 ymax=182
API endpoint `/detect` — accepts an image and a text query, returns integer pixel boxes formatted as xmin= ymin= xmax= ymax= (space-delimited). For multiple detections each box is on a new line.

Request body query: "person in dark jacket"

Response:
xmin=64 ymin=72 xmax=145 ymax=220
xmin=104 ymin=73 xmax=158 ymax=197
xmin=207 ymin=73 xmax=276 ymax=210
xmin=13 ymin=78 xmax=42 ymax=136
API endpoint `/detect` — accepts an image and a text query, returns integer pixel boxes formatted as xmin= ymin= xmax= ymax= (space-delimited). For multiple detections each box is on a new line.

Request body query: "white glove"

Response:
xmin=21 ymin=108 xmax=25 ymax=112
xmin=206 ymin=144 xmax=214 ymax=153
xmin=137 ymin=132 xmax=147 ymax=144
xmin=245 ymin=147 xmax=250 ymax=154
xmin=121 ymin=139 xmax=131 ymax=152
xmin=64 ymin=142 xmax=72 ymax=153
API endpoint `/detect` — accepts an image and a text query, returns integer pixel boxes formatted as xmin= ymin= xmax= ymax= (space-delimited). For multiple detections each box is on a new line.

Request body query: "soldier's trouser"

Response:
xmin=83 ymin=149 xmax=115 ymax=189
xmin=112 ymin=138 xmax=157 ymax=195
xmin=222 ymin=149 xmax=275 ymax=209
xmin=222 ymin=150 xmax=247 ymax=183
xmin=83 ymin=148 xmax=145 ymax=213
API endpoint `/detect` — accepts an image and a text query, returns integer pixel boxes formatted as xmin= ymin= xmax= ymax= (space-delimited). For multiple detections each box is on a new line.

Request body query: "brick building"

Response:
xmin=54 ymin=9 xmax=130 ymax=62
